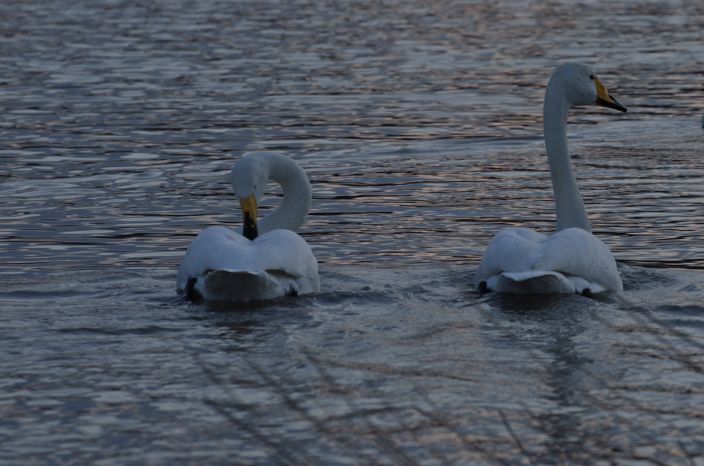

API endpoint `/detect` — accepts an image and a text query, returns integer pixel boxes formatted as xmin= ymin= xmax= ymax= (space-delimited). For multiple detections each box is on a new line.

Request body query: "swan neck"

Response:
xmin=543 ymin=85 xmax=591 ymax=232
xmin=258 ymin=155 xmax=311 ymax=234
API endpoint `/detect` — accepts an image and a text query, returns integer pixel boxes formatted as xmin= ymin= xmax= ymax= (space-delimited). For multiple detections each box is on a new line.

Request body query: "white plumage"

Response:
xmin=476 ymin=227 xmax=622 ymax=294
xmin=475 ymin=64 xmax=626 ymax=295
xmin=177 ymin=152 xmax=320 ymax=303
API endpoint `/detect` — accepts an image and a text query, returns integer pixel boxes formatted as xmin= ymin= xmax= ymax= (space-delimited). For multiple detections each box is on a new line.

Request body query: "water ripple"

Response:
xmin=2 ymin=0 xmax=704 ymax=464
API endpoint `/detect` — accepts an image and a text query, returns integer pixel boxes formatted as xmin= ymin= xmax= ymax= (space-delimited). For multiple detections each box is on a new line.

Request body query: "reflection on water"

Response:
xmin=2 ymin=267 xmax=702 ymax=464
xmin=1 ymin=0 xmax=704 ymax=464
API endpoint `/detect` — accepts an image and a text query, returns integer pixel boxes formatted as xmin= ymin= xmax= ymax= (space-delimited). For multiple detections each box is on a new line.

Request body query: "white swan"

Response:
xmin=177 ymin=152 xmax=320 ymax=302
xmin=475 ymin=63 xmax=626 ymax=295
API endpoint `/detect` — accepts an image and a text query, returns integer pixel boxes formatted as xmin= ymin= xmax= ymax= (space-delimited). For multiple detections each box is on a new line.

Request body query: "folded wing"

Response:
xmin=177 ymin=226 xmax=319 ymax=302
xmin=475 ymin=227 xmax=622 ymax=294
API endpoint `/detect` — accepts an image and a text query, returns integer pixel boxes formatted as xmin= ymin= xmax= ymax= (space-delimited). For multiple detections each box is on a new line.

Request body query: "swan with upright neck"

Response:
xmin=475 ymin=63 xmax=626 ymax=294
xmin=177 ymin=152 xmax=320 ymax=303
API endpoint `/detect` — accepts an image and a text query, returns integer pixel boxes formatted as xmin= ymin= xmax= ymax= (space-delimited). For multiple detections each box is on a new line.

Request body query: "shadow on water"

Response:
xmin=182 ymin=266 xmax=704 ymax=464
xmin=478 ymin=292 xmax=603 ymax=464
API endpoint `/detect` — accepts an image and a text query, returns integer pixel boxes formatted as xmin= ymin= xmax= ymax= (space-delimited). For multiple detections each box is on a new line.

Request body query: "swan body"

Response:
xmin=476 ymin=63 xmax=626 ymax=295
xmin=476 ymin=227 xmax=621 ymax=294
xmin=177 ymin=152 xmax=320 ymax=303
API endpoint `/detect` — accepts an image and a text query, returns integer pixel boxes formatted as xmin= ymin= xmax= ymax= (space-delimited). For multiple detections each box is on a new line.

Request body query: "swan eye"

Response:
xmin=589 ymin=74 xmax=594 ymax=80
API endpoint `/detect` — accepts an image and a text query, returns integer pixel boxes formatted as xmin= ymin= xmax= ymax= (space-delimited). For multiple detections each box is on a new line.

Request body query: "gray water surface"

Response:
xmin=1 ymin=1 xmax=704 ymax=465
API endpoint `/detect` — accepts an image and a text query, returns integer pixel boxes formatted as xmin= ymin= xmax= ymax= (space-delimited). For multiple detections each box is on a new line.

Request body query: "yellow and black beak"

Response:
xmin=239 ymin=194 xmax=258 ymax=240
xmin=594 ymin=76 xmax=627 ymax=112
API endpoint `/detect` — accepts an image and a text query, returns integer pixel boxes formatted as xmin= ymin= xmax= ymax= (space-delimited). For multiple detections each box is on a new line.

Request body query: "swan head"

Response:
xmin=230 ymin=153 xmax=269 ymax=240
xmin=552 ymin=63 xmax=626 ymax=112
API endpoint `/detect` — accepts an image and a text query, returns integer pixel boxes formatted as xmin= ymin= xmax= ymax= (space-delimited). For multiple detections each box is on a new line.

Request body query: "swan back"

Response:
xmin=475 ymin=227 xmax=623 ymax=294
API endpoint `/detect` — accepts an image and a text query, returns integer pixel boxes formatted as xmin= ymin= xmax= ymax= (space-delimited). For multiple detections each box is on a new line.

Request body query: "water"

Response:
xmin=1 ymin=1 xmax=704 ymax=464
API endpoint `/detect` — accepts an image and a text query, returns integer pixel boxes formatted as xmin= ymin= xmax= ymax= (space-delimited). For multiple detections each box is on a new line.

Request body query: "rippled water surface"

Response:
xmin=1 ymin=1 xmax=704 ymax=464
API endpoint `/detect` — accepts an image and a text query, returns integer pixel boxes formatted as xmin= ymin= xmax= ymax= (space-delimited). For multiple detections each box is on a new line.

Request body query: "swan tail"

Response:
xmin=192 ymin=269 xmax=294 ymax=303
xmin=485 ymin=270 xmax=605 ymax=295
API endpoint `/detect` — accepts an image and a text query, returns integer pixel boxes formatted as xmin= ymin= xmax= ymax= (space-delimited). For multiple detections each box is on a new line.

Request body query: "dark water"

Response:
xmin=1 ymin=1 xmax=704 ymax=464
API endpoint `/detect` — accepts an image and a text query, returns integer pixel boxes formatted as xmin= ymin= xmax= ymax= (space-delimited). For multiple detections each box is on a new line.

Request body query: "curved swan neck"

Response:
xmin=543 ymin=81 xmax=592 ymax=233
xmin=258 ymin=154 xmax=312 ymax=234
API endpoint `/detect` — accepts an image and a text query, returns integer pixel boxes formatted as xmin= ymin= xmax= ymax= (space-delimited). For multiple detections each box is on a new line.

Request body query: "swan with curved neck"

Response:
xmin=475 ymin=63 xmax=626 ymax=294
xmin=177 ymin=152 xmax=319 ymax=303
xmin=233 ymin=151 xmax=312 ymax=238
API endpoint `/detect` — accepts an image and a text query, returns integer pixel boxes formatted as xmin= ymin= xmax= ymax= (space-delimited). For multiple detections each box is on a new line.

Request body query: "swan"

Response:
xmin=475 ymin=63 xmax=626 ymax=295
xmin=177 ymin=152 xmax=320 ymax=302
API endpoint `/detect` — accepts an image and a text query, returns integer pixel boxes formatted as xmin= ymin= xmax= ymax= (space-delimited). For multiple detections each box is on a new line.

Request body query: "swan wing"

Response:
xmin=251 ymin=229 xmax=319 ymax=284
xmin=476 ymin=227 xmax=622 ymax=294
xmin=176 ymin=226 xmax=319 ymax=302
xmin=475 ymin=227 xmax=549 ymax=283
xmin=534 ymin=227 xmax=622 ymax=292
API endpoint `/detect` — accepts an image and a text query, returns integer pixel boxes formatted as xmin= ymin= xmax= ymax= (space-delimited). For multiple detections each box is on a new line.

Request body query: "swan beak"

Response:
xmin=239 ymin=194 xmax=258 ymax=240
xmin=594 ymin=77 xmax=627 ymax=112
